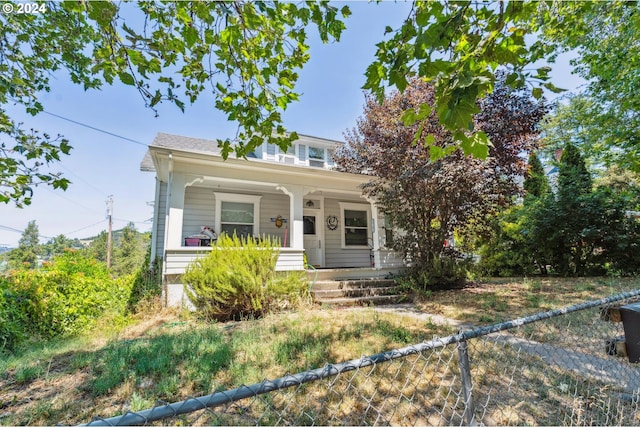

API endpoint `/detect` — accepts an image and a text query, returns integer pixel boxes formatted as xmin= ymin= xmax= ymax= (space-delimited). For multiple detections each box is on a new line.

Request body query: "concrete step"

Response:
xmin=314 ymin=294 xmax=412 ymax=307
xmin=313 ymin=286 xmax=400 ymax=299
xmin=311 ymin=278 xmax=398 ymax=291
xmin=306 ymin=267 xmax=402 ymax=281
xmin=310 ymin=278 xmax=410 ymax=307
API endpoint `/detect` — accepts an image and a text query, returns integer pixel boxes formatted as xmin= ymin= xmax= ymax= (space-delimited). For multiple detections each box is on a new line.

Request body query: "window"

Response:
xmin=214 ymin=193 xmax=262 ymax=239
xmin=221 ymin=202 xmax=254 ymax=237
xmin=303 ymin=215 xmax=316 ymax=235
xmin=339 ymin=202 xmax=370 ymax=248
xmin=308 ymin=146 xmax=325 ymax=168
xmin=277 ymin=144 xmax=296 ymax=164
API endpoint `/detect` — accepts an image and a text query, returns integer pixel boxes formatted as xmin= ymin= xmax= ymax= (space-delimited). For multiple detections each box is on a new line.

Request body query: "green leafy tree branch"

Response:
xmin=1 ymin=0 xmax=638 ymax=205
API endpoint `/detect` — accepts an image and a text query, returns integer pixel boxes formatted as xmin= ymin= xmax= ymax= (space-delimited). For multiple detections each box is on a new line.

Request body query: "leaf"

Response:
xmin=429 ymin=145 xmax=443 ymax=161
xmin=543 ymin=82 xmax=565 ymax=93
xmin=532 ymin=87 xmax=543 ymax=99
xmin=459 ymin=131 xmax=491 ymax=159
xmin=401 ymin=108 xmax=418 ymax=126
xmin=118 ymin=72 xmax=136 ymax=86
xmin=87 ymin=2 xmax=118 ymax=26
xmin=183 ymin=26 xmax=199 ymax=48
xmin=416 ymin=103 xmax=432 ymax=120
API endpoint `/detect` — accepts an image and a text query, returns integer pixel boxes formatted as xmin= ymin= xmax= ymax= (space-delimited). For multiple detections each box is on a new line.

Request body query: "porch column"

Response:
xmin=150 ymin=177 xmax=161 ymax=263
xmin=165 ymin=174 xmax=187 ymax=249
xmin=276 ymin=184 xmax=304 ymax=250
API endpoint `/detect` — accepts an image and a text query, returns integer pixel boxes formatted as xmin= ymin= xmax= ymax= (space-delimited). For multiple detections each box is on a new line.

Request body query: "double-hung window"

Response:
xmin=214 ymin=193 xmax=262 ymax=239
xmin=339 ymin=202 xmax=370 ymax=248
xmin=308 ymin=146 xmax=325 ymax=168
xmin=278 ymin=144 xmax=296 ymax=164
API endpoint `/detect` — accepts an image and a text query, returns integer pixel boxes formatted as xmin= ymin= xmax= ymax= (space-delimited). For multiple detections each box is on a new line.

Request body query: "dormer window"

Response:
xmin=277 ymin=144 xmax=296 ymax=164
xmin=308 ymin=146 xmax=326 ymax=168
xmin=260 ymin=139 xmax=340 ymax=169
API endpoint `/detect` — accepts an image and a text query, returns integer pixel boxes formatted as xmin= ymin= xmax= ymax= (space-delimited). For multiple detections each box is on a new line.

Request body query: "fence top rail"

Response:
xmin=458 ymin=287 xmax=640 ymax=341
xmin=81 ymin=287 xmax=640 ymax=427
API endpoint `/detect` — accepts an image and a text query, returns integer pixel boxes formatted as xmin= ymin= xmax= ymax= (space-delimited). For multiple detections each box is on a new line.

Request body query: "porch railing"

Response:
xmin=163 ymin=247 xmax=306 ymax=275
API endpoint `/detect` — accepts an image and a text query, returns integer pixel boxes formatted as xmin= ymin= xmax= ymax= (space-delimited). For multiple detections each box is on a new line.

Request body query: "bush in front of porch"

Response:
xmin=182 ymin=234 xmax=309 ymax=321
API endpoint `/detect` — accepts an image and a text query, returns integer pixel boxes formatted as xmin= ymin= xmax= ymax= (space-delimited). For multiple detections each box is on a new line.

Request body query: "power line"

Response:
xmin=113 ymin=217 xmax=152 ymax=226
xmin=0 ymin=225 xmax=26 ymax=234
xmin=43 ymin=187 xmax=104 ymax=215
xmin=63 ymin=219 xmax=108 ymax=237
xmin=42 ymin=110 xmax=149 ymax=148
xmin=58 ymin=163 xmax=109 ymax=196
xmin=0 ymin=224 xmax=52 ymax=240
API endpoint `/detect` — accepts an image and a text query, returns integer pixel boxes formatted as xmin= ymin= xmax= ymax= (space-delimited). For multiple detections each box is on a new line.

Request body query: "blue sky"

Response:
xmin=0 ymin=2 xmax=583 ymax=247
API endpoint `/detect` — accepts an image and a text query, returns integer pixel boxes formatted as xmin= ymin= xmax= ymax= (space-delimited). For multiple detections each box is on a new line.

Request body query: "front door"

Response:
xmin=303 ymin=212 xmax=323 ymax=267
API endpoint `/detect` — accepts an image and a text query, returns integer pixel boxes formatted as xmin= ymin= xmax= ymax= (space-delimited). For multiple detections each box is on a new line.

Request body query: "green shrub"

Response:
xmin=183 ymin=234 xmax=308 ymax=321
xmin=127 ymin=256 xmax=162 ymax=312
xmin=0 ymin=250 xmax=135 ymax=353
xmin=400 ymin=252 xmax=471 ymax=292
xmin=0 ymin=278 xmax=31 ymax=351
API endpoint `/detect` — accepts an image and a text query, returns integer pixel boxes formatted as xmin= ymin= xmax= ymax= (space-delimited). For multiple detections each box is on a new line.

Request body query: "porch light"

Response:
xmin=306 ymin=200 xmax=315 ymax=208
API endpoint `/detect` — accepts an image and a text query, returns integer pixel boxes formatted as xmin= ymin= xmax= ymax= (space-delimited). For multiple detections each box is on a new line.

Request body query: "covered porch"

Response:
xmin=146 ymin=141 xmax=405 ymax=306
xmin=149 ymin=146 xmax=405 ymax=272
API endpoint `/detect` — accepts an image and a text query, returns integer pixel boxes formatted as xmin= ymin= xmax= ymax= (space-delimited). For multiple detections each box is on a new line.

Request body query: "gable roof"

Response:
xmin=140 ymin=132 xmax=343 ymax=172
xmin=140 ymin=133 xmax=223 ymax=172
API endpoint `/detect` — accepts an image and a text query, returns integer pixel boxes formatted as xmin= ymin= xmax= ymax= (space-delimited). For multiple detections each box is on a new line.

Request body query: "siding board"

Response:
xmin=156 ymin=181 xmax=168 ymax=256
xmin=183 ymin=186 xmax=216 ymax=241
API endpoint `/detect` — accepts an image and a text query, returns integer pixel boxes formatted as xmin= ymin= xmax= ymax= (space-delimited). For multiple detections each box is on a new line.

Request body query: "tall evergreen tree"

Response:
xmin=112 ymin=223 xmax=146 ymax=276
xmin=8 ymin=220 xmax=41 ymax=269
xmin=558 ymin=143 xmax=592 ymax=201
xmin=544 ymin=142 xmax=598 ymax=275
xmin=86 ymin=231 xmax=109 ymax=263
xmin=523 ymin=152 xmax=551 ymax=199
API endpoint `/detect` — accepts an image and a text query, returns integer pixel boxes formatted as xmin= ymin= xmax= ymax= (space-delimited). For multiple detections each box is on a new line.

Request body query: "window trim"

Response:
xmin=214 ymin=192 xmax=262 ymax=238
xmin=338 ymin=202 xmax=370 ymax=249
xmin=308 ymin=146 xmax=326 ymax=168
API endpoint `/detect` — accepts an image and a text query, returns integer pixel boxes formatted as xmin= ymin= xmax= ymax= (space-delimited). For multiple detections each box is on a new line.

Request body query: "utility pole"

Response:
xmin=106 ymin=195 xmax=113 ymax=269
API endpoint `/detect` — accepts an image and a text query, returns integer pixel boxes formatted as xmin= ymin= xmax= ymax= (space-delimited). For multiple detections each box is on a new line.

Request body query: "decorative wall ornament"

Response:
xmin=270 ymin=215 xmax=288 ymax=228
xmin=326 ymin=215 xmax=338 ymax=230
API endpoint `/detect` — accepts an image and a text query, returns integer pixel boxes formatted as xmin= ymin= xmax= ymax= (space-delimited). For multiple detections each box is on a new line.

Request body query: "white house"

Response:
xmin=141 ymin=133 xmax=404 ymax=306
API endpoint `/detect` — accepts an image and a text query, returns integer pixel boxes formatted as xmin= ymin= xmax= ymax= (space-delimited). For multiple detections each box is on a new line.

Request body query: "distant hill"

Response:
xmin=80 ymin=228 xmax=151 ymax=246
xmin=0 ymin=246 xmax=12 ymax=254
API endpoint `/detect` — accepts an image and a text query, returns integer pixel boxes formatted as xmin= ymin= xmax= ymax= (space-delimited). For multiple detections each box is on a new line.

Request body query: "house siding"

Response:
xmin=324 ymin=198 xmax=371 ymax=268
xmin=257 ymin=192 xmax=291 ymax=245
xmin=156 ymin=181 xmax=168 ymax=256
xmin=183 ymin=186 xmax=216 ymax=242
xmin=182 ymin=188 xmax=290 ymax=245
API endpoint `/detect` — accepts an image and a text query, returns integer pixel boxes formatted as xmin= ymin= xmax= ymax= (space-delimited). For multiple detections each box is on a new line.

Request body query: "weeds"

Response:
xmin=14 ymin=364 xmax=44 ymax=384
xmin=2 ymin=277 xmax=639 ymax=425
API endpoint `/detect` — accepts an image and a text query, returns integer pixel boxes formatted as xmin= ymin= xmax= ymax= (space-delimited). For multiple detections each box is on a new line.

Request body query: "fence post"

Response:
xmin=457 ymin=338 xmax=476 ymax=426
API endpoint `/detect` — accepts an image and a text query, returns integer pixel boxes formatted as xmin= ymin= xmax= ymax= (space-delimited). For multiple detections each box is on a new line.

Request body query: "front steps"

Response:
xmin=310 ymin=278 xmax=410 ymax=306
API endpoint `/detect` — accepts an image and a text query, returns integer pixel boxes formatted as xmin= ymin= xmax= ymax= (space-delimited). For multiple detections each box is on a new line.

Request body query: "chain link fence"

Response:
xmin=84 ymin=289 xmax=640 ymax=426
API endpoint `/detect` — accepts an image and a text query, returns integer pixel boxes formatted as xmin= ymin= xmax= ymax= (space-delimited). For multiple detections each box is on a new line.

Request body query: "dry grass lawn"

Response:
xmin=1 ymin=276 xmax=638 ymax=425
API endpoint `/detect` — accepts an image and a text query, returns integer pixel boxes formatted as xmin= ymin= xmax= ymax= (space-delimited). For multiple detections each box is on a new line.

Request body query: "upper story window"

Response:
xmin=260 ymin=141 xmax=338 ymax=169
xmin=277 ymin=144 xmax=296 ymax=164
xmin=308 ymin=146 xmax=326 ymax=168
